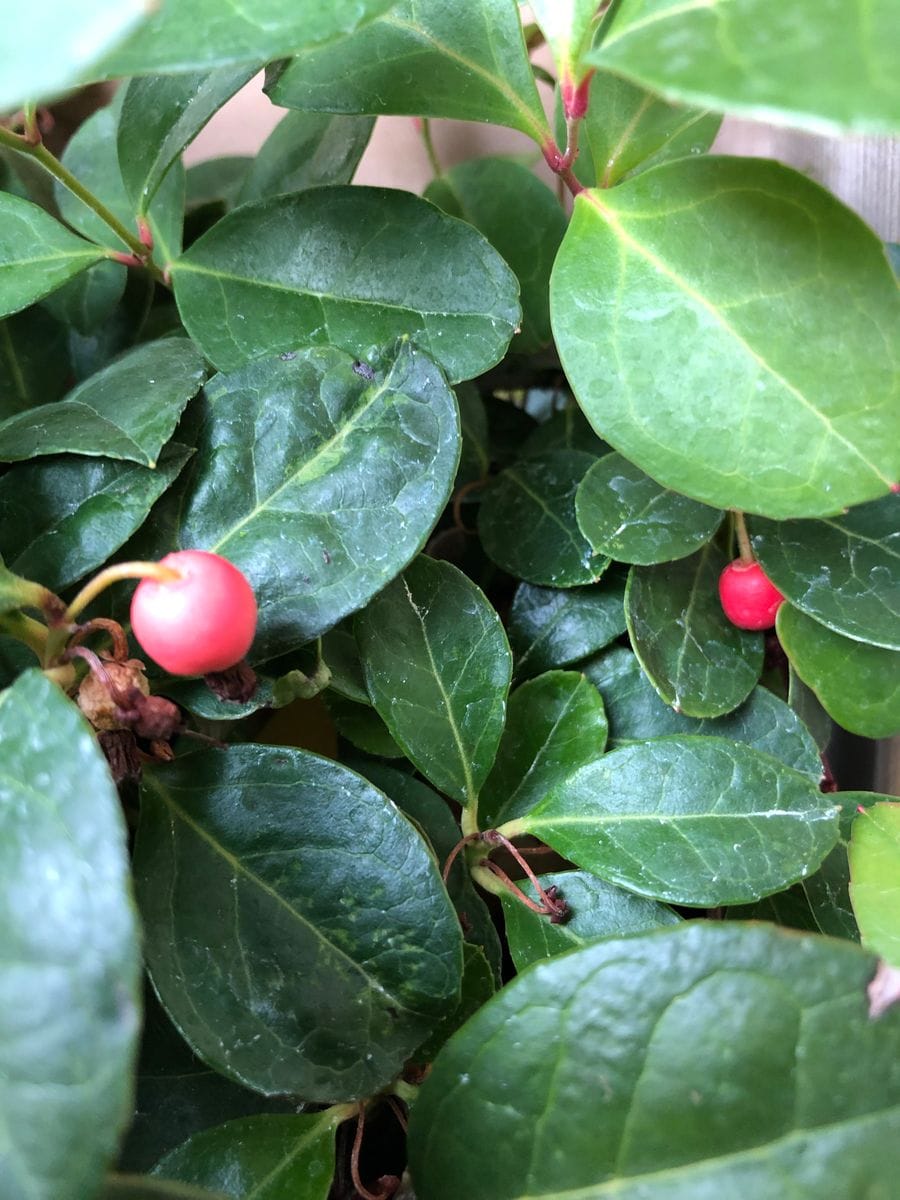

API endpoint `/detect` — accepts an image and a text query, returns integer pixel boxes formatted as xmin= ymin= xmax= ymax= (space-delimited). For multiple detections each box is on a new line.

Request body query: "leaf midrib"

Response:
xmin=207 ymin=369 xmax=393 ymax=554
xmin=402 ymin=575 xmax=478 ymax=807
xmin=172 ymin=259 xmax=513 ymax=324
xmin=147 ymin=776 xmax=409 ymax=1011
xmin=527 ymin=807 xmax=834 ymax=828
xmin=582 ymin=190 xmax=895 ymax=488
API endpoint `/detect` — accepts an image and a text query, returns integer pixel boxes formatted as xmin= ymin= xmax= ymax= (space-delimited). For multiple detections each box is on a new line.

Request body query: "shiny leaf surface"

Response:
xmin=753 ymin=496 xmax=900 ymax=650
xmin=409 ymin=923 xmax=900 ymax=1200
xmin=172 ymin=186 xmax=520 ymax=382
xmin=118 ymin=68 xmax=256 ymax=211
xmin=552 ymin=158 xmax=900 ymax=517
xmin=0 ymin=338 xmax=205 ymax=466
xmin=425 ymin=158 xmax=566 ymax=354
xmin=501 ymin=870 xmax=680 ymax=971
xmin=580 ymin=69 xmax=721 ymax=187
xmin=576 ymin=451 xmax=722 ymax=563
xmin=238 ymin=111 xmax=375 ymax=203
xmin=591 ymin=0 xmax=900 ymax=135
xmin=479 ymin=670 xmax=608 ymax=829
xmin=57 ymin=104 xmax=184 ymax=261
xmin=508 ymin=573 xmax=627 ymax=680
xmin=0 ymin=194 xmax=103 ymax=317
xmin=0 ymin=443 xmax=192 ymax=592
xmin=849 ymin=803 xmax=900 ymax=967
xmin=359 ymin=762 xmax=502 ymax=981
xmin=98 ymin=0 xmax=398 ymax=76
xmin=265 ymin=0 xmax=550 ymax=143
xmin=152 ymin=1112 xmax=339 ymax=1200
xmin=479 ymin=449 xmax=607 ymax=586
xmin=584 ymin=644 xmax=822 ymax=778
xmin=777 ymin=605 xmax=900 ymax=740
xmin=626 ymin=546 xmax=763 ymax=718
xmin=357 ymin=555 xmax=511 ymax=808
xmin=0 ymin=672 xmax=141 ymax=1200
xmin=136 ymin=746 xmax=462 ymax=1101
xmin=153 ymin=341 xmax=459 ymax=659
xmin=508 ymin=736 xmax=839 ymax=906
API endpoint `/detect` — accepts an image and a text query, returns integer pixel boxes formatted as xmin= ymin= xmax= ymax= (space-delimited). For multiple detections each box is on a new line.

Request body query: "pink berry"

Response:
xmin=718 ymin=560 xmax=785 ymax=630
xmin=130 ymin=550 xmax=257 ymax=676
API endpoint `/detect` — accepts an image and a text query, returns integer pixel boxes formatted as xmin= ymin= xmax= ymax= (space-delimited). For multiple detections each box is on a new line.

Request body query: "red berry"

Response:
xmin=718 ymin=560 xmax=785 ymax=630
xmin=130 ymin=550 xmax=257 ymax=676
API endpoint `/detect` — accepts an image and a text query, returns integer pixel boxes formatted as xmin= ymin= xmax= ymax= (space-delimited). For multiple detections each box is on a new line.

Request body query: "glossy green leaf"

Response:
xmin=0 ymin=338 xmax=205 ymax=466
xmin=265 ymin=0 xmax=550 ymax=144
xmin=0 ymin=671 xmax=141 ymax=1200
xmin=172 ymin=186 xmax=519 ymax=382
xmin=591 ymin=0 xmax=900 ymax=136
xmin=576 ymin=451 xmax=722 ymax=564
xmin=136 ymin=745 xmax=462 ymax=1101
xmin=324 ymin=692 xmax=405 ymax=758
xmin=505 ymin=736 xmax=839 ymax=906
xmin=425 ymin=158 xmax=566 ymax=355
xmin=102 ymin=1179 xmax=225 ymax=1200
xmin=626 ymin=546 xmax=763 ymax=718
xmin=0 ymin=0 xmax=145 ymax=111
xmin=153 ymin=1112 xmax=338 ymax=1200
xmin=508 ymin=573 xmax=627 ymax=680
xmin=552 ymin=158 xmax=900 ymax=518
xmin=0 ymin=443 xmax=192 ymax=593
xmin=0 ymin=306 xmax=70 ymax=418
xmin=530 ymin=0 xmax=598 ymax=88
xmin=118 ymin=68 xmax=256 ymax=212
xmin=149 ymin=341 xmax=459 ymax=659
xmin=753 ymin=496 xmax=900 ymax=650
xmin=238 ymin=111 xmax=375 ymax=204
xmin=358 ymin=761 xmax=502 ymax=981
xmin=42 ymin=260 xmax=127 ymax=336
xmin=97 ymin=0 xmax=397 ymax=76
xmin=850 ymin=803 xmax=900 ymax=967
xmin=0 ymin=193 xmax=103 ymax=317
xmin=729 ymin=796 xmax=885 ymax=942
xmin=777 ymin=604 xmax=900 ymax=740
xmin=56 ymin=103 xmax=183 ymax=262
xmin=479 ymin=671 xmax=608 ymax=828
xmin=584 ymin=644 xmax=822 ymax=779
xmin=409 ymin=923 xmax=900 ymax=1200
xmin=580 ymin=69 xmax=721 ymax=188
xmin=120 ymin=989 xmax=296 ymax=1174
xmin=479 ymin=449 xmax=607 ymax=586
xmin=357 ymin=555 xmax=512 ymax=807
xmin=501 ymin=869 xmax=680 ymax=972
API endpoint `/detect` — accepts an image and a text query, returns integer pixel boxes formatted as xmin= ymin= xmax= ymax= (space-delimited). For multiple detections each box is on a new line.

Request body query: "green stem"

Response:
xmin=0 ymin=611 xmax=49 ymax=661
xmin=0 ymin=126 xmax=166 ymax=283
xmin=22 ymin=103 xmax=39 ymax=144
xmin=64 ymin=560 xmax=181 ymax=624
xmin=391 ymin=1079 xmax=420 ymax=1105
xmin=421 ymin=118 xmax=443 ymax=178
xmin=733 ymin=510 xmax=755 ymax=564
xmin=461 ymin=805 xmax=479 ymax=838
